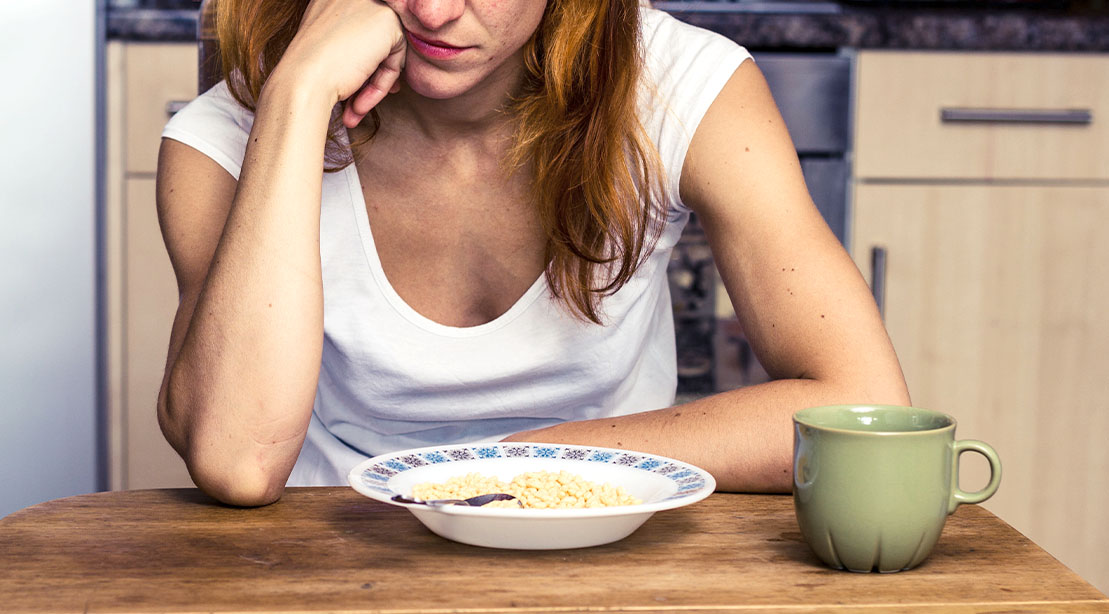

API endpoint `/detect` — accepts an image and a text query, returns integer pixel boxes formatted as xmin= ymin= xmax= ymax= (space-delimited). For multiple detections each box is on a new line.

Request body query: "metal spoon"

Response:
xmin=391 ymin=493 xmax=521 ymax=508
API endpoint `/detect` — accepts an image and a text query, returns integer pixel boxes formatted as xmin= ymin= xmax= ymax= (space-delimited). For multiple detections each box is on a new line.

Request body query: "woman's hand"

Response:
xmin=275 ymin=0 xmax=407 ymax=128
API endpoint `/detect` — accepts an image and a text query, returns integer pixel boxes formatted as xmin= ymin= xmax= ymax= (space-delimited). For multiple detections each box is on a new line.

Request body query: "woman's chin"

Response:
xmin=401 ymin=71 xmax=476 ymax=101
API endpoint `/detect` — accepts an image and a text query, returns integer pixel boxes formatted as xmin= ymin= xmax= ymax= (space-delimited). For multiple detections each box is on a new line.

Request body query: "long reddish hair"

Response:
xmin=216 ymin=0 xmax=665 ymax=324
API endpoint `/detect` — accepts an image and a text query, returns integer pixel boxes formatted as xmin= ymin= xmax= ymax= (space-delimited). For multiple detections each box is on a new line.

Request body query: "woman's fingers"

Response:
xmin=282 ymin=0 xmax=405 ymax=108
xmin=342 ymin=39 xmax=406 ymax=128
xmin=342 ymin=98 xmax=367 ymax=129
xmin=341 ymin=74 xmax=392 ymax=128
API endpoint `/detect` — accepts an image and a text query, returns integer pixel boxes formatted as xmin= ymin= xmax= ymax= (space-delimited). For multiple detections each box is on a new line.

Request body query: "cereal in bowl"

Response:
xmin=411 ymin=470 xmax=641 ymax=509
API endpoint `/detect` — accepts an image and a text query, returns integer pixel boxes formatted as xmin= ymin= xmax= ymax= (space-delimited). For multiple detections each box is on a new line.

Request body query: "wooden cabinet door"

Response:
xmin=123 ymin=178 xmax=192 ymax=489
xmin=106 ymin=42 xmax=197 ymax=490
xmin=852 ymin=183 xmax=1109 ymax=593
xmin=125 ymin=43 xmax=197 ymax=174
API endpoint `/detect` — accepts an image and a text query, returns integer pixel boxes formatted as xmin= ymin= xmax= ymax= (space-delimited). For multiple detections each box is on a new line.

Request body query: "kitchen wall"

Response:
xmin=0 ymin=2 xmax=102 ymax=517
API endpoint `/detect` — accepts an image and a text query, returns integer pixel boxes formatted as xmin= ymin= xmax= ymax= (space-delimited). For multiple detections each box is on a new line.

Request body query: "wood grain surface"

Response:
xmin=1 ymin=489 xmax=1106 ymax=613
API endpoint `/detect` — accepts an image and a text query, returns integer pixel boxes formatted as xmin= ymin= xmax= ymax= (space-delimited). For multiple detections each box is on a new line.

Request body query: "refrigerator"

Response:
xmin=0 ymin=1 xmax=102 ymax=517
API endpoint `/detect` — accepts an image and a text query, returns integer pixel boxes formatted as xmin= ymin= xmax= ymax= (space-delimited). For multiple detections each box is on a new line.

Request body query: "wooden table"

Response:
xmin=2 ymin=488 xmax=1106 ymax=613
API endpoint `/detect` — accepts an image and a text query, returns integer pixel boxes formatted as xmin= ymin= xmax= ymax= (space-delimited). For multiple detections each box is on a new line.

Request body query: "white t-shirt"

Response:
xmin=162 ymin=8 xmax=752 ymax=486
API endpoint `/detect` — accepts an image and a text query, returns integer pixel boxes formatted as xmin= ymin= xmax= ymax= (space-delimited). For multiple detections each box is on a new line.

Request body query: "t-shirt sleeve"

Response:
xmin=160 ymin=80 xmax=254 ymax=180
xmin=639 ymin=9 xmax=753 ymax=214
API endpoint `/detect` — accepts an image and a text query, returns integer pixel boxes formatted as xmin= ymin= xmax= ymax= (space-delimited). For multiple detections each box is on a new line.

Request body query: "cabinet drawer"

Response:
xmin=125 ymin=43 xmax=197 ymax=174
xmin=855 ymin=51 xmax=1109 ymax=181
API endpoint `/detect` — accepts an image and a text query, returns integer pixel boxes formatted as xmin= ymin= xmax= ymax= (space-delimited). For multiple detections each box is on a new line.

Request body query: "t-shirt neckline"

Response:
xmin=342 ymin=164 xmax=548 ymax=338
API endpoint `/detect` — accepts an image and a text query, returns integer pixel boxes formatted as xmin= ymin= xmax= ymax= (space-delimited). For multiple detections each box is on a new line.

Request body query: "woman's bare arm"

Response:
xmin=156 ymin=0 xmax=405 ymax=507
xmin=156 ymin=82 xmax=334 ymax=507
xmin=503 ymin=60 xmax=910 ymax=492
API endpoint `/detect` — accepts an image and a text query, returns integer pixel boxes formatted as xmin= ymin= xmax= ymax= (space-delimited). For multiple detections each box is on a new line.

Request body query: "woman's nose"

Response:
xmin=404 ymin=0 xmax=466 ymax=31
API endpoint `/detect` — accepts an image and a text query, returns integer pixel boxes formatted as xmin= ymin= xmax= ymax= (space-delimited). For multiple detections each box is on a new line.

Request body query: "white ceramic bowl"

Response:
xmin=348 ymin=442 xmax=715 ymax=549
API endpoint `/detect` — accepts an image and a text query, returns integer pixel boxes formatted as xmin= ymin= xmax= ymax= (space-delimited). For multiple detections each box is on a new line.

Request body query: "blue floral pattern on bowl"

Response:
xmin=355 ymin=442 xmax=712 ymax=503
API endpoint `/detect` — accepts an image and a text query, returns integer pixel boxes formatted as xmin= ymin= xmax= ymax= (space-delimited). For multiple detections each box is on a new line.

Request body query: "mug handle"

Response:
xmin=948 ymin=440 xmax=1003 ymax=514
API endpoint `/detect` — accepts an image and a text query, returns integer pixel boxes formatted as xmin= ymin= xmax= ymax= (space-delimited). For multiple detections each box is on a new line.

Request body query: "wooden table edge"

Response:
xmin=73 ymin=601 xmax=1109 ymax=614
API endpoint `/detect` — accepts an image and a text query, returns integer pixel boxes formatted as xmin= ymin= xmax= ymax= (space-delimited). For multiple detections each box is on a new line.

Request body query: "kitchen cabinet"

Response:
xmin=851 ymin=51 xmax=1109 ymax=593
xmin=105 ymin=41 xmax=196 ymax=490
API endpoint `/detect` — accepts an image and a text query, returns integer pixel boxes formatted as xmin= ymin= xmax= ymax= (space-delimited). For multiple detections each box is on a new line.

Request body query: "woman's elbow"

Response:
xmin=186 ymin=453 xmax=287 ymax=507
xmin=853 ymin=367 xmax=912 ymax=408
xmin=179 ymin=416 xmax=297 ymax=507
xmin=885 ymin=386 xmax=912 ymax=408
xmin=160 ymin=370 xmax=291 ymax=507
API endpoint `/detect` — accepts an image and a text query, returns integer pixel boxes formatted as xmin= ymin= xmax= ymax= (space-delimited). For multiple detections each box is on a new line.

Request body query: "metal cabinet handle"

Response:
xmin=870 ymin=246 xmax=887 ymax=321
xmin=165 ymin=100 xmax=190 ymax=116
xmin=940 ymin=107 xmax=1092 ymax=125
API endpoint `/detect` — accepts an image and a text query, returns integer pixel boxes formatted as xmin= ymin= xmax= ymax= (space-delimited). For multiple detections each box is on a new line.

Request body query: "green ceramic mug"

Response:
xmin=792 ymin=404 xmax=1001 ymax=573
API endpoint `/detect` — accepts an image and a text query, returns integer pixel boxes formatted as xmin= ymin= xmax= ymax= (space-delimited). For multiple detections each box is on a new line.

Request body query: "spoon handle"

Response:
xmin=390 ymin=494 xmax=519 ymax=507
xmin=391 ymin=495 xmax=464 ymax=506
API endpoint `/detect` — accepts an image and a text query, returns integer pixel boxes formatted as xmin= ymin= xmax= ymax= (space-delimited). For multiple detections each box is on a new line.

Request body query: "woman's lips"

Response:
xmin=405 ymin=32 xmax=468 ymax=60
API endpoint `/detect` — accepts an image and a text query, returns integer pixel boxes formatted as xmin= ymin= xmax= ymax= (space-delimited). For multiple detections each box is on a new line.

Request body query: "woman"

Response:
xmin=156 ymin=0 xmax=909 ymax=507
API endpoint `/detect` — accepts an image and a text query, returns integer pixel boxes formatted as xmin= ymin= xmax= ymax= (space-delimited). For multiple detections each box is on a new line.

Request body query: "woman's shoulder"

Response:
xmin=637 ymin=7 xmax=753 ymax=116
xmin=637 ymin=7 xmax=754 ymax=214
xmin=161 ymin=80 xmax=255 ymax=180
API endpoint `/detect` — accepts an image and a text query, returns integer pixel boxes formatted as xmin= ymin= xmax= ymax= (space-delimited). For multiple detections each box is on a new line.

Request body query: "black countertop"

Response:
xmin=108 ymin=1 xmax=1109 ymax=51
xmin=108 ymin=8 xmax=199 ymax=42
